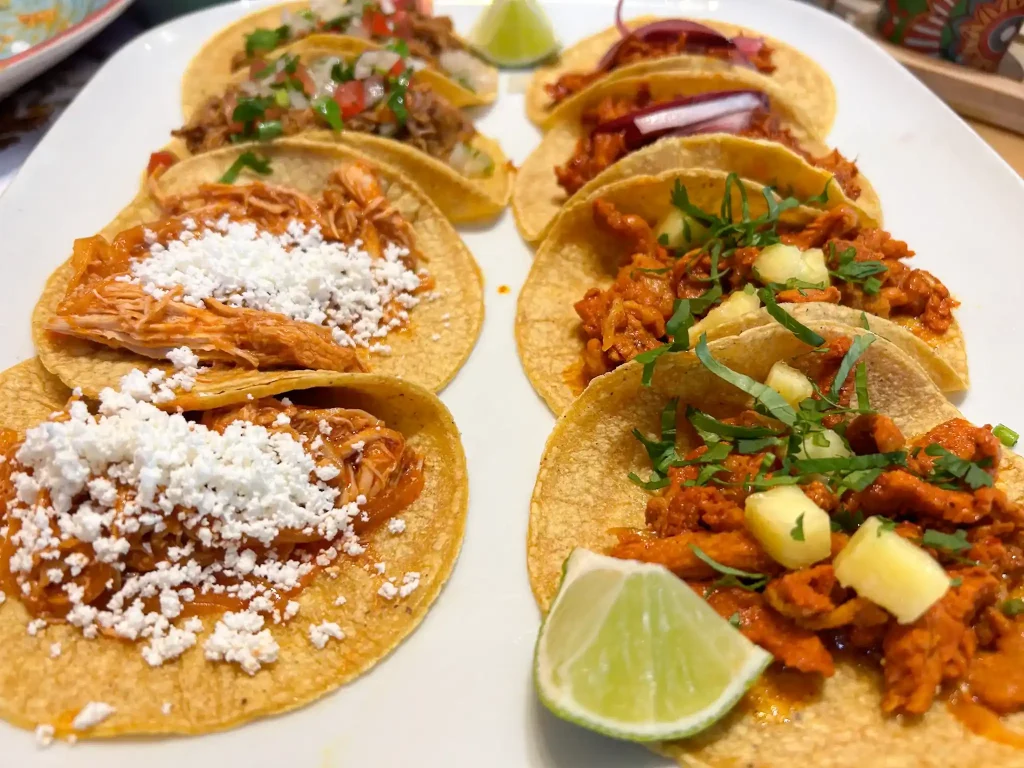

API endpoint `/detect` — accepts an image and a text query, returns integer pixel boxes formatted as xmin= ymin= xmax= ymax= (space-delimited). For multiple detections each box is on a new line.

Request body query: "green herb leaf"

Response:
xmin=790 ymin=513 xmax=806 ymax=542
xmin=386 ymin=38 xmax=411 ymax=57
xmin=854 ymin=362 xmax=870 ymax=412
xmin=218 ymin=151 xmax=272 ymax=184
xmin=860 ymin=311 xmax=870 ymax=330
xmin=757 ymin=288 xmax=825 ymax=347
xmin=686 ymin=408 xmax=781 ymax=440
xmin=829 ymin=334 xmax=876 ymax=400
xmin=1002 ymin=598 xmax=1024 ymax=617
xmin=232 ymin=96 xmax=272 ymax=125
xmin=695 ymin=335 xmax=797 ymax=426
xmin=924 ymin=444 xmax=994 ymax=490
xmin=994 ymin=424 xmax=1019 ymax=448
xmin=627 ymin=472 xmax=671 ymax=490
xmin=828 ymin=244 xmax=888 ymax=292
xmin=256 ymin=120 xmax=283 ymax=141
xmin=385 ymin=71 xmax=411 ymax=125
xmin=950 ymin=577 xmax=963 ymax=588
xmin=792 ymin=451 xmax=905 ymax=475
xmin=921 ymin=528 xmax=971 ymax=554
xmin=690 ymin=544 xmax=768 ymax=591
xmin=244 ymin=26 xmax=290 ymax=58
xmin=737 ymin=436 xmax=783 ymax=454
xmin=875 ymin=516 xmax=897 ymax=536
xmin=831 ymin=507 xmax=865 ymax=533
xmin=728 ymin=612 xmax=742 ymax=628
xmin=312 ymin=96 xmax=344 ymax=130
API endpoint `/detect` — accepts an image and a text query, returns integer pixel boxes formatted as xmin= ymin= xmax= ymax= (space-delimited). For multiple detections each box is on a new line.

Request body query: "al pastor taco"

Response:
xmin=0 ymin=356 xmax=467 ymax=739
xmin=516 ymin=170 xmax=964 ymax=415
xmin=34 ymin=141 xmax=483 ymax=405
xmin=527 ymin=3 xmax=835 ymax=137
xmin=182 ymin=0 xmax=497 ymax=115
xmin=513 ymin=73 xmax=879 ymax=244
xmin=528 ymin=322 xmax=1024 ymax=766
xmin=173 ymin=39 xmax=510 ymax=223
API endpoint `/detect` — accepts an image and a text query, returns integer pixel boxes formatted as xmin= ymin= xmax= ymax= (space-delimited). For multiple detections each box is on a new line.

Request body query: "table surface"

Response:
xmin=0 ymin=10 xmax=1022 ymax=195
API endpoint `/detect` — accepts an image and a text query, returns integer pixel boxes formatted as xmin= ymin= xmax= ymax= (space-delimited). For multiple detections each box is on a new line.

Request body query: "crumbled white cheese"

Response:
xmin=130 ymin=217 xmax=421 ymax=349
xmin=34 ymin=724 xmax=54 ymax=747
xmin=0 ymin=591 xmax=6 ymax=605
xmin=204 ymin=611 xmax=279 ymax=675
xmin=387 ymin=518 xmax=406 ymax=535
xmin=374 ymin=562 xmax=386 ymax=574
xmin=334 ymin=595 xmax=347 ymax=606
xmin=399 ymin=572 xmax=421 ymax=598
xmin=26 ymin=619 xmax=46 ymax=636
xmin=72 ymin=701 xmax=115 ymax=731
xmin=377 ymin=582 xmax=398 ymax=600
xmin=283 ymin=601 xmax=300 ymax=621
xmin=161 ymin=701 xmax=172 ymax=715
xmin=49 ymin=643 xmax=61 ymax=659
xmin=308 ymin=620 xmax=345 ymax=649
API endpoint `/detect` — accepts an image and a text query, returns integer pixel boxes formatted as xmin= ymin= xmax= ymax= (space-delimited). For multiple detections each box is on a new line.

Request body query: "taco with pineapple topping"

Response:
xmin=33 ymin=140 xmax=483 ymax=406
xmin=0 ymin=356 xmax=467 ymax=739
xmin=528 ymin=321 xmax=1024 ymax=766
xmin=527 ymin=1 xmax=835 ymax=136
xmin=516 ymin=170 xmax=965 ymax=415
xmin=513 ymin=72 xmax=879 ymax=244
xmin=173 ymin=39 xmax=510 ymax=223
xmin=182 ymin=0 xmax=497 ymax=116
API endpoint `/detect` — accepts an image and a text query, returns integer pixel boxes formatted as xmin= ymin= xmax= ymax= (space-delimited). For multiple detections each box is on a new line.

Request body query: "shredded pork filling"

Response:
xmin=0 ymin=384 xmax=423 ymax=673
xmin=610 ymin=351 xmax=1024 ymax=717
xmin=49 ymin=164 xmax=433 ymax=371
xmin=555 ymin=88 xmax=860 ymax=198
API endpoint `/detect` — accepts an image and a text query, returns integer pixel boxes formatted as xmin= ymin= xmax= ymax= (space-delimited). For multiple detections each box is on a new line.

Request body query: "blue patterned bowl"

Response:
xmin=0 ymin=0 xmax=119 ymax=61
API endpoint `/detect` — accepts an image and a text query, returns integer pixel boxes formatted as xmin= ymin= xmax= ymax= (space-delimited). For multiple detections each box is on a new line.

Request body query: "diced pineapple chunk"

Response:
xmin=654 ymin=208 xmax=709 ymax=250
xmin=688 ymin=290 xmax=761 ymax=344
xmin=753 ymin=244 xmax=831 ymax=287
xmin=796 ymin=429 xmax=853 ymax=461
xmin=833 ymin=517 xmax=950 ymax=624
xmin=765 ymin=361 xmax=813 ymax=408
xmin=744 ymin=485 xmax=832 ymax=569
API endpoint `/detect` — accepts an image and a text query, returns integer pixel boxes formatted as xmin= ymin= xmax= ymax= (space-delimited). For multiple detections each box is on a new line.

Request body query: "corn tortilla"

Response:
xmin=527 ymin=17 xmax=835 ymax=138
xmin=33 ymin=140 xmax=484 ymax=406
xmin=178 ymin=37 xmax=511 ymax=223
xmin=0 ymin=357 xmax=468 ymax=738
xmin=513 ymin=72 xmax=879 ymax=244
xmin=181 ymin=2 xmax=497 ymax=117
xmin=515 ymin=169 xmax=966 ymax=415
xmin=527 ymin=323 xmax=1024 ymax=767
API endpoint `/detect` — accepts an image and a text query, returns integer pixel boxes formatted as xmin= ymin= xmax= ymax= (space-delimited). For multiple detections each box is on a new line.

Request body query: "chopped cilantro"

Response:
xmin=1002 ymin=598 xmax=1024 ymax=617
xmin=312 ymin=96 xmax=344 ymax=131
xmin=332 ymin=61 xmax=355 ymax=82
xmin=728 ymin=612 xmax=742 ymax=628
xmin=994 ymin=424 xmax=1019 ymax=448
xmin=694 ymin=335 xmax=796 ymax=426
xmin=860 ymin=311 xmax=870 ymax=330
xmin=854 ymin=362 xmax=870 ymax=411
xmin=244 ymin=25 xmax=290 ymax=58
xmin=831 ymin=508 xmax=864 ymax=533
xmin=829 ymin=334 xmax=876 ymax=401
xmin=690 ymin=545 xmax=768 ymax=591
xmin=218 ymin=151 xmax=272 ymax=184
xmin=924 ymin=444 xmax=994 ymax=490
xmin=232 ymin=96 xmax=273 ymax=125
xmin=757 ymin=288 xmax=825 ymax=347
xmin=255 ymin=120 xmax=283 ymax=141
xmin=790 ymin=513 xmax=806 ymax=542
xmin=385 ymin=71 xmax=411 ymax=125
xmin=920 ymin=528 xmax=971 ymax=554
xmin=792 ymin=451 xmax=905 ymax=475
xmin=828 ymin=243 xmax=887 ymax=294
xmin=950 ymin=577 xmax=963 ymax=588
xmin=686 ymin=407 xmax=781 ymax=440
xmin=386 ymin=38 xmax=411 ymax=57
xmin=875 ymin=516 xmax=897 ymax=536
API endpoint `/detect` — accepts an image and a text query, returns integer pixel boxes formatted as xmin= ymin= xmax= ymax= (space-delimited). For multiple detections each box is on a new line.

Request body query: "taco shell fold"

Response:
xmin=515 ymin=169 xmax=966 ymax=415
xmin=0 ymin=357 xmax=468 ymax=738
xmin=527 ymin=323 xmax=1024 ymax=767
xmin=34 ymin=141 xmax=485 ymax=405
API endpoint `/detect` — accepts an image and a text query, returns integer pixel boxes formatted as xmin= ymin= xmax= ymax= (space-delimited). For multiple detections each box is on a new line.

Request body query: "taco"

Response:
xmin=528 ymin=322 xmax=1024 ymax=766
xmin=0 ymin=356 xmax=467 ymax=739
xmin=527 ymin=3 xmax=835 ymax=137
xmin=34 ymin=140 xmax=484 ymax=405
xmin=516 ymin=170 xmax=964 ymax=416
xmin=513 ymin=72 xmax=879 ymax=244
xmin=173 ymin=39 xmax=511 ymax=223
xmin=182 ymin=0 xmax=497 ymax=115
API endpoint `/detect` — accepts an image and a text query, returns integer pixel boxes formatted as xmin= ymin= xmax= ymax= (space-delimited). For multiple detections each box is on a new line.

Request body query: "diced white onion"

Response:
xmin=281 ymin=9 xmax=316 ymax=36
xmin=354 ymin=50 xmax=401 ymax=80
xmin=363 ymin=76 xmax=387 ymax=107
xmin=448 ymin=142 xmax=493 ymax=177
xmin=308 ymin=56 xmax=342 ymax=98
xmin=289 ymin=89 xmax=310 ymax=110
xmin=439 ymin=49 xmax=496 ymax=94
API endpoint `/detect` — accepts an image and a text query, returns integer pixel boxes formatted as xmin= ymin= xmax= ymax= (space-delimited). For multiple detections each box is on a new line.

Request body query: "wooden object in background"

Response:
xmin=967 ymin=120 xmax=1024 ymax=177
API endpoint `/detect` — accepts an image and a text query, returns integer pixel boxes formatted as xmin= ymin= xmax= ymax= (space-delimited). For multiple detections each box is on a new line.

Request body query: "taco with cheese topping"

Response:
xmin=33 ymin=140 xmax=483 ymax=405
xmin=513 ymin=72 xmax=879 ymax=244
xmin=527 ymin=322 xmax=1024 ymax=766
xmin=0 ymin=357 xmax=467 ymax=739
xmin=182 ymin=0 xmax=497 ymax=116
xmin=527 ymin=1 xmax=834 ymax=136
xmin=173 ymin=39 xmax=510 ymax=223
xmin=516 ymin=169 xmax=965 ymax=415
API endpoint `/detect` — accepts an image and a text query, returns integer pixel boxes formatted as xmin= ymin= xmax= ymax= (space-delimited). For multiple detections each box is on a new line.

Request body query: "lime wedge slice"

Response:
xmin=468 ymin=0 xmax=559 ymax=67
xmin=534 ymin=549 xmax=772 ymax=742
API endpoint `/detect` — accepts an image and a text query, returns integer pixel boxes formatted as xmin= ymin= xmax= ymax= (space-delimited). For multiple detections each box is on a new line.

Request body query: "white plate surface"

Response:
xmin=0 ymin=0 xmax=1022 ymax=765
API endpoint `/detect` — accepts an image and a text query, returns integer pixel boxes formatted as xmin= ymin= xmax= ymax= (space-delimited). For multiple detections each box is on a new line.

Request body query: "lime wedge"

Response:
xmin=469 ymin=0 xmax=559 ymax=67
xmin=534 ymin=549 xmax=772 ymax=742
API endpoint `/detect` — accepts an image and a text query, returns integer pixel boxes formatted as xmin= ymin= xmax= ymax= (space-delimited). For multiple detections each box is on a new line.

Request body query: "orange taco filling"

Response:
xmin=612 ymin=336 xmax=1024 ymax=729
xmin=0 ymin=382 xmax=423 ymax=675
xmin=49 ymin=161 xmax=436 ymax=374
xmin=574 ymin=179 xmax=955 ymax=384
xmin=555 ymin=85 xmax=860 ymax=199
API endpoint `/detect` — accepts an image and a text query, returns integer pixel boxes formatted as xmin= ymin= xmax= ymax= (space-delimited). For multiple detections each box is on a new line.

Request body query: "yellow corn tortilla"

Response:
xmin=34 ymin=140 xmax=484 ymax=405
xmin=0 ymin=357 xmax=468 ymax=739
xmin=527 ymin=323 xmax=1024 ymax=767
xmin=514 ymin=72 xmax=880 ymax=244
xmin=176 ymin=38 xmax=512 ymax=223
xmin=181 ymin=2 xmax=497 ymax=116
xmin=515 ymin=169 xmax=966 ymax=415
xmin=528 ymin=16 xmax=835 ymax=138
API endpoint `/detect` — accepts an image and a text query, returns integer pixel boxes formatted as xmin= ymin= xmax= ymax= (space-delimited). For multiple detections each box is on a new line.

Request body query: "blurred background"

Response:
xmin=1 ymin=0 xmax=1022 ymax=195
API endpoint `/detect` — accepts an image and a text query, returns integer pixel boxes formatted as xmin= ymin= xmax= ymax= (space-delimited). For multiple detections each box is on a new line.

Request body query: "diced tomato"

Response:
xmin=388 ymin=59 xmax=406 ymax=77
xmin=292 ymin=64 xmax=316 ymax=96
xmin=146 ymin=151 xmax=178 ymax=177
xmin=363 ymin=9 xmax=391 ymax=36
xmin=248 ymin=58 xmax=269 ymax=79
xmin=332 ymin=80 xmax=366 ymax=119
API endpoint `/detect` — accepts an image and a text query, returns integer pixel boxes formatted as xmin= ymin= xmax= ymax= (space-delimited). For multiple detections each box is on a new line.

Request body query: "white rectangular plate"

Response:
xmin=0 ymin=0 xmax=1022 ymax=765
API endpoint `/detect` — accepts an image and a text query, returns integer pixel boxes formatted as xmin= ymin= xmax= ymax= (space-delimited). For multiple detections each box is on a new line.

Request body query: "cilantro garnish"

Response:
xmin=386 ymin=38 xmax=411 ymax=57
xmin=829 ymin=334 xmax=875 ymax=401
xmin=950 ymin=577 xmax=963 ymax=588
xmin=218 ymin=151 xmax=272 ymax=184
xmin=875 ymin=516 xmax=897 ymax=536
xmin=256 ymin=120 xmax=283 ymax=141
xmin=694 ymin=335 xmax=796 ymax=426
xmin=831 ymin=508 xmax=864 ymax=533
xmin=994 ymin=424 xmax=1019 ymax=448
xmin=790 ymin=513 xmax=806 ymax=542
xmin=854 ymin=362 xmax=870 ymax=411
xmin=920 ymin=528 xmax=971 ymax=554
xmin=1002 ymin=598 xmax=1024 ymax=617
xmin=757 ymin=288 xmax=825 ymax=347
xmin=244 ymin=25 xmax=291 ymax=58
xmin=686 ymin=407 xmax=780 ymax=440
xmin=312 ymin=96 xmax=344 ymax=131
xmin=634 ymin=296 xmax=697 ymax=386
xmin=385 ymin=70 xmax=412 ymax=125
xmin=792 ymin=451 xmax=906 ymax=475
xmin=828 ymin=243 xmax=887 ymax=295
xmin=859 ymin=311 xmax=870 ymax=330
xmin=728 ymin=612 xmax=742 ymax=628
xmin=332 ymin=61 xmax=355 ymax=82
xmin=232 ymin=96 xmax=273 ymax=125
xmin=923 ymin=444 xmax=994 ymax=490
xmin=691 ymin=545 xmax=768 ymax=592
